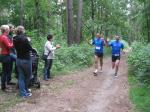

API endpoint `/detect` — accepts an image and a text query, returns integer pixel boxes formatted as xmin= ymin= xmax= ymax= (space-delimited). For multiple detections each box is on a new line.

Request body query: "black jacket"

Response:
xmin=13 ymin=34 xmax=32 ymax=60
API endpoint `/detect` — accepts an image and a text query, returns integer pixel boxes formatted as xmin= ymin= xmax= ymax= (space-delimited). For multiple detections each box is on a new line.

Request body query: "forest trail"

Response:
xmin=9 ymin=56 xmax=132 ymax=112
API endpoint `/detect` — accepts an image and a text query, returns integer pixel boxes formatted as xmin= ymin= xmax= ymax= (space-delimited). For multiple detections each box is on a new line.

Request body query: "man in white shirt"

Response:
xmin=44 ymin=34 xmax=60 ymax=80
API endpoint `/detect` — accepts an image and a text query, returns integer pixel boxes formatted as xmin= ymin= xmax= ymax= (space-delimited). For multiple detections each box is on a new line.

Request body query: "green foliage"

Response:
xmin=52 ymin=43 xmax=93 ymax=75
xmin=128 ymin=41 xmax=150 ymax=83
xmin=128 ymin=0 xmax=150 ymax=42
xmin=121 ymin=39 xmax=130 ymax=49
xmin=26 ymin=31 xmax=93 ymax=76
xmin=128 ymin=75 xmax=150 ymax=112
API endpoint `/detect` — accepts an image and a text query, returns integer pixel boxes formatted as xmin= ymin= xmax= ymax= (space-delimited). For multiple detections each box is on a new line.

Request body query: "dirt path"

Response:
xmin=8 ymin=57 xmax=132 ymax=112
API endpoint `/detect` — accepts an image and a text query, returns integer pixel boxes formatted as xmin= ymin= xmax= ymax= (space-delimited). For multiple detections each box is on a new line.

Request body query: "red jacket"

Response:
xmin=0 ymin=33 xmax=13 ymax=55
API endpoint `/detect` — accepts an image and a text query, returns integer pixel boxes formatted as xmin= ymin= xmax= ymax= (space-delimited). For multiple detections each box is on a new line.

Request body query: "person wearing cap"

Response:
xmin=92 ymin=33 xmax=106 ymax=76
xmin=108 ymin=35 xmax=124 ymax=77
xmin=0 ymin=25 xmax=13 ymax=91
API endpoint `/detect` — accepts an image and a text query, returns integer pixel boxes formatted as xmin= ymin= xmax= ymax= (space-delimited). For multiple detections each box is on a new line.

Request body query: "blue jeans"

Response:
xmin=16 ymin=59 xmax=32 ymax=97
xmin=1 ymin=55 xmax=11 ymax=90
xmin=44 ymin=59 xmax=53 ymax=79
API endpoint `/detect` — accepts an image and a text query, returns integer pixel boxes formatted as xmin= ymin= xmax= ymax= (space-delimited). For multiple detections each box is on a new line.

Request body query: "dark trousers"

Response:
xmin=1 ymin=55 xmax=11 ymax=90
xmin=6 ymin=61 xmax=13 ymax=83
xmin=44 ymin=59 xmax=53 ymax=79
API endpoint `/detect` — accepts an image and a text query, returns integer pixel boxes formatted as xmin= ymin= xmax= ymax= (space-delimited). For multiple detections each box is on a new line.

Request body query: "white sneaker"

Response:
xmin=114 ymin=73 xmax=118 ymax=77
xmin=93 ymin=69 xmax=98 ymax=76
xmin=27 ymin=93 xmax=32 ymax=97
xmin=22 ymin=93 xmax=32 ymax=99
xmin=94 ymin=69 xmax=98 ymax=73
xmin=27 ymin=89 xmax=32 ymax=93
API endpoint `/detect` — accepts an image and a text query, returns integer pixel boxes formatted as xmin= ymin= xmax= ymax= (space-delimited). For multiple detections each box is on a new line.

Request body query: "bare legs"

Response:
xmin=112 ymin=60 xmax=120 ymax=76
xmin=94 ymin=55 xmax=103 ymax=74
xmin=100 ymin=57 xmax=103 ymax=71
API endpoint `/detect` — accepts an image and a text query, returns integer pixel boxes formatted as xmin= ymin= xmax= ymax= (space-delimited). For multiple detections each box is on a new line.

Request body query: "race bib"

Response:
xmin=95 ymin=46 xmax=101 ymax=50
xmin=114 ymin=54 xmax=120 ymax=56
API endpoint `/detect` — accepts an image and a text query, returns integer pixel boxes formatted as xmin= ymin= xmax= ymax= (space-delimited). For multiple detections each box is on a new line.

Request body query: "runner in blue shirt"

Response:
xmin=108 ymin=35 xmax=124 ymax=77
xmin=92 ymin=33 xmax=105 ymax=76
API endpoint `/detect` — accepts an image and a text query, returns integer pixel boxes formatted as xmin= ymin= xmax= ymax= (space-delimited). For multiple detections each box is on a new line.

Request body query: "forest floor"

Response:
xmin=5 ymin=56 xmax=133 ymax=112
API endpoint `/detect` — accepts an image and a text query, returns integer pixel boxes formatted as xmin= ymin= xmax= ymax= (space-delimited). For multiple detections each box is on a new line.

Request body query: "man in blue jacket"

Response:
xmin=92 ymin=33 xmax=105 ymax=76
xmin=109 ymin=35 xmax=124 ymax=77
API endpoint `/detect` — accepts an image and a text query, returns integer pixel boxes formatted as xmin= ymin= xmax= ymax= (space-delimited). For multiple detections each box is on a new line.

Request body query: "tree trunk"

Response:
xmin=66 ymin=0 xmax=73 ymax=46
xmin=34 ymin=0 xmax=40 ymax=36
xmin=76 ymin=0 xmax=83 ymax=44
xmin=144 ymin=1 xmax=150 ymax=42
xmin=146 ymin=15 xmax=150 ymax=42
xmin=46 ymin=0 xmax=51 ymax=34
xmin=61 ymin=2 xmax=64 ymax=33
xmin=91 ymin=0 xmax=95 ymax=37
xmin=20 ymin=0 xmax=24 ymax=25
xmin=47 ymin=10 xmax=51 ymax=34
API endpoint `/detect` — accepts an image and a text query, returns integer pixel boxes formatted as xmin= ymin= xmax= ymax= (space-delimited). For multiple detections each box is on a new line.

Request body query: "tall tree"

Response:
xmin=144 ymin=0 xmax=150 ymax=42
xmin=75 ymin=0 xmax=83 ymax=44
xmin=20 ymin=0 xmax=24 ymax=25
xmin=66 ymin=0 xmax=73 ymax=46
xmin=90 ymin=0 xmax=95 ymax=37
xmin=47 ymin=0 xmax=51 ymax=34
xmin=34 ymin=0 xmax=41 ymax=36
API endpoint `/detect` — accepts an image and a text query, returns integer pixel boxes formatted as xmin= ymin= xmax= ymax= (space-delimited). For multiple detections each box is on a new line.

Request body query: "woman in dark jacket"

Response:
xmin=13 ymin=26 xmax=32 ymax=98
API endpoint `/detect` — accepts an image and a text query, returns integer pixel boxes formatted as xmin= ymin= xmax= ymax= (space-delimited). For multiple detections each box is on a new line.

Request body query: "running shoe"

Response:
xmin=93 ymin=69 xmax=98 ymax=76
xmin=114 ymin=73 xmax=118 ymax=77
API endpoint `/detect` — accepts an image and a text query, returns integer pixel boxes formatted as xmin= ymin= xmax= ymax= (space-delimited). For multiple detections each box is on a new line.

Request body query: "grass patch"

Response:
xmin=128 ymin=74 xmax=150 ymax=112
xmin=0 ymin=91 xmax=23 ymax=112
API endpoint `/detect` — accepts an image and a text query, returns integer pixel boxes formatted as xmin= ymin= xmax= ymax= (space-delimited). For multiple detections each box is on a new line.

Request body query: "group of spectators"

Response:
xmin=0 ymin=24 xmax=60 ymax=98
xmin=0 ymin=24 xmax=33 ymax=98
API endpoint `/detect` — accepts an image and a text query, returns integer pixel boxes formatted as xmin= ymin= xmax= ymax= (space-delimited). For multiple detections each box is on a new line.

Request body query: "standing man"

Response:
xmin=108 ymin=35 xmax=124 ymax=77
xmin=43 ymin=34 xmax=60 ymax=81
xmin=13 ymin=26 xmax=32 ymax=97
xmin=92 ymin=33 xmax=105 ymax=76
xmin=0 ymin=25 xmax=13 ymax=91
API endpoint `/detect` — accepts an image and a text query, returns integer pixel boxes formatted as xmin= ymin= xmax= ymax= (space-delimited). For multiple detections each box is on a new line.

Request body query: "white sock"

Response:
xmin=94 ymin=69 xmax=98 ymax=73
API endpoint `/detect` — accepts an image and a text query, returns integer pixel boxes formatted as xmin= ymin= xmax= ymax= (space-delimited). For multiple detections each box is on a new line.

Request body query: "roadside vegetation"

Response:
xmin=128 ymin=42 xmax=150 ymax=112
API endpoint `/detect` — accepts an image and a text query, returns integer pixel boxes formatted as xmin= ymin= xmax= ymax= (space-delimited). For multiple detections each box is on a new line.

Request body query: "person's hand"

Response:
xmin=89 ymin=39 xmax=93 ymax=45
xmin=27 ymin=37 xmax=31 ymax=42
xmin=106 ymin=38 xmax=110 ymax=42
xmin=56 ymin=44 xmax=61 ymax=48
xmin=101 ymin=37 xmax=104 ymax=41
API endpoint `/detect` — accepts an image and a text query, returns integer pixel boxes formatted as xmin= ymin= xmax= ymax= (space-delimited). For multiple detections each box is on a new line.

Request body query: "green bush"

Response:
xmin=128 ymin=41 xmax=150 ymax=84
xmin=121 ymin=39 xmax=130 ymax=49
xmin=52 ymin=43 xmax=93 ymax=74
xmin=128 ymin=75 xmax=150 ymax=112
